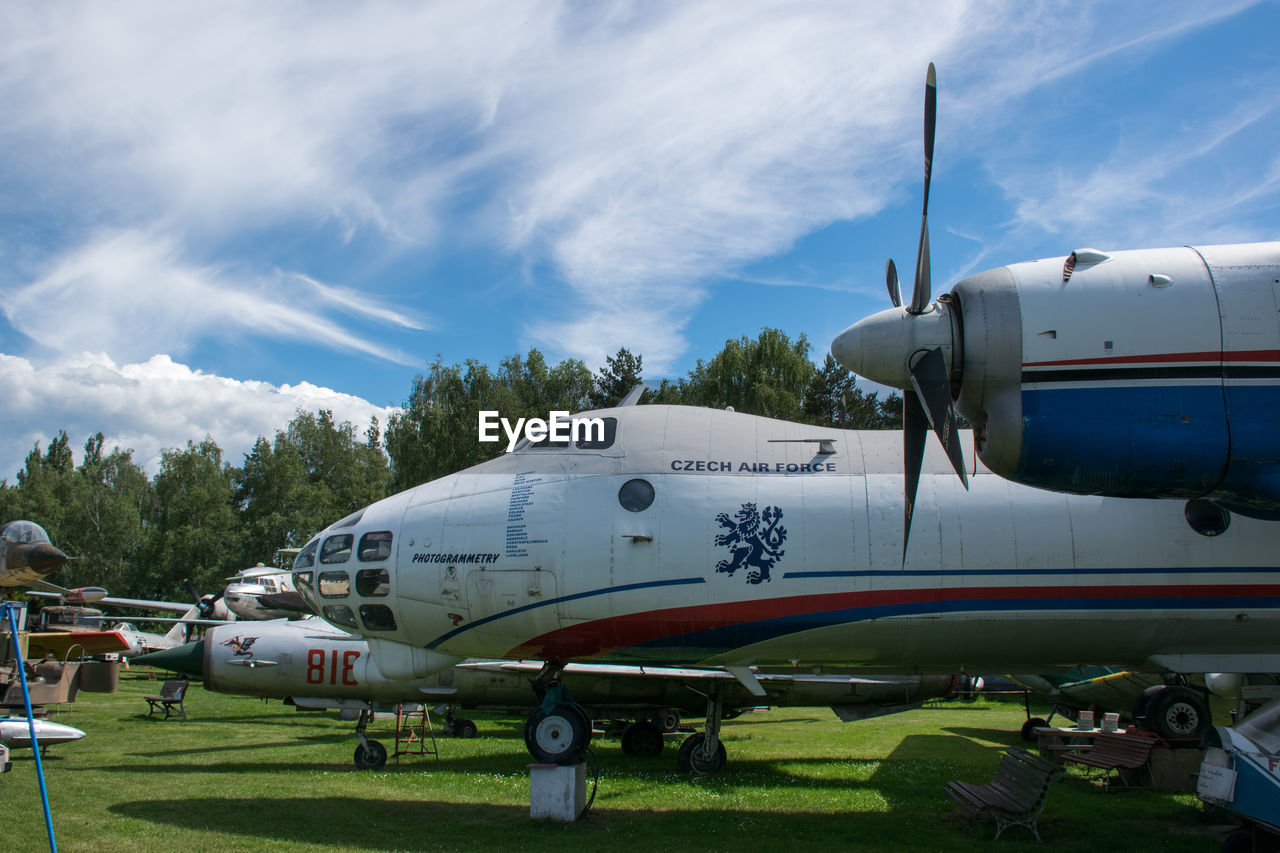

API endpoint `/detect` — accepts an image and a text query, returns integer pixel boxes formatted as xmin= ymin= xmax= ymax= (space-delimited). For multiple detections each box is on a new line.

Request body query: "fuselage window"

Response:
xmin=320 ymin=534 xmax=353 ymax=564
xmin=356 ymin=568 xmax=390 ymax=597
xmin=358 ymin=531 xmax=393 ymax=562
xmin=359 ymin=604 xmax=397 ymax=632
xmin=618 ymin=478 xmax=655 ymax=512
xmin=318 ymin=570 xmax=351 ymax=598
xmin=322 ymin=604 xmax=358 ymax=629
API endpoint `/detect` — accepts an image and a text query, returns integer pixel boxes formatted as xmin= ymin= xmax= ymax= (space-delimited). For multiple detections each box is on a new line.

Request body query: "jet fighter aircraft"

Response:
xmin=138 ymin=617 xmax=967 ymax=772
xmin=287 ymin=402 xmax=1280 ymax=769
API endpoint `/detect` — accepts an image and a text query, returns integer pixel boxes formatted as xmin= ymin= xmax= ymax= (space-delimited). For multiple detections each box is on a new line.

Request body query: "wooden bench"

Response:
xmin=144 ymin=679 xmax=189 ymax=720
xmin=1058 ymin=731 xmax=1158 ymax=789
xmin=946 ymin=747 xmax=1060 ymax=841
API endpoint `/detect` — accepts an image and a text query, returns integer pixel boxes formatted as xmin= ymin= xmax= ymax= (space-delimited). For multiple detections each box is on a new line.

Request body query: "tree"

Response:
xmin=589 ymin=347 xmax=644 ymax=408
xmin=141 ymin=438 xmax=242 ymax=599
xmin=681 ymin=329 xmax=814 ymax=420
xmin=801 ymin=354 xmax=903 ymax=429
xmin=68 ymin=434 xmax=152 ymax=591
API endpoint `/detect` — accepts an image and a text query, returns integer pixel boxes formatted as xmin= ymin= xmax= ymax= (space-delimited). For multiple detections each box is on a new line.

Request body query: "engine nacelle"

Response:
xmin=951 ymin=242 xmax=1280 ymax=518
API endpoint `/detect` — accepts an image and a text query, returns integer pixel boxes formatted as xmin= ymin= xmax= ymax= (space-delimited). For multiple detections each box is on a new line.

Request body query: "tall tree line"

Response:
xmin=1 ymin=329 xmax=898 ymax=602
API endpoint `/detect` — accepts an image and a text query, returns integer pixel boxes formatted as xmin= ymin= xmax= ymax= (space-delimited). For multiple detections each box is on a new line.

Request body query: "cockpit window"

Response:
xmin=514 ymin=417 xmax=617 ymax=451
xmin=356 ymin=568 xmax=390 ymax=597
xmin=1 ymin=520 xmax=50 ymax=544
xmin=359 ymin=604 xmax=397 ymax=631
xmin=331 ymin=509 xmax=365 ymax=530
xmin=575 ymin=417 xmax=616 ymax=449
xmin=294 ymin=537 xmax=319 ymax=570
xmin=320 ymin=534 xmax=353 ymax=564
xmin=358 ymin=531 xmax=393 ymax=562
xmin=318 ymin=570 xmax=350 ymax=598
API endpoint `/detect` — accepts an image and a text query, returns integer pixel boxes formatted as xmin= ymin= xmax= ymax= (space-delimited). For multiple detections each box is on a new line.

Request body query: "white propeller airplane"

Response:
xmin=281 ymin=398 xmax=1278 ymax=770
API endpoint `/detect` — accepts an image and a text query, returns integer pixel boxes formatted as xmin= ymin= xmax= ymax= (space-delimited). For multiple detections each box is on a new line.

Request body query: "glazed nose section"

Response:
xmin=13 ymin=541 xmax=68 ymax=576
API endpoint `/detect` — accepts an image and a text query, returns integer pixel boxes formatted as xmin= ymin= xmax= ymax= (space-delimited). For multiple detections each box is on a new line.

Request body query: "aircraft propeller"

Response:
xmin=185 ymin=578 xmax=224 ymax=620
xmin=839 ymin=64 xmax=968 ymax=556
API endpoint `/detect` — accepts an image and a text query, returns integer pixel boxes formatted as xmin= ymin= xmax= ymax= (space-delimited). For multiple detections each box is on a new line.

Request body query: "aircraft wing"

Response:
xmin=25 ymin=589 xmax=197 ymax=614
xmin=25 ymin=631 xmax=130 ymax=657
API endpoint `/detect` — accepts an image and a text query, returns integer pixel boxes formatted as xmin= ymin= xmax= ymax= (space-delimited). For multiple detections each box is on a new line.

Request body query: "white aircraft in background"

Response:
xmin=222 ymin=554 xmax=302 ymax=621
xmin=281 ymin=397 xmax=1278 ymax=770
xmin=138 ymin=617 xmax=969 ymax=771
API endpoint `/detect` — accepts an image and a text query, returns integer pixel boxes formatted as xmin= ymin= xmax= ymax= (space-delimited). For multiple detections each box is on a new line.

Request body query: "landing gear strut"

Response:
xmin=353 ymin=705 xmax=388 ymax=770
xmin=678 ymin=686 xmax=727 ymax=774
xmin=524 ymin=662 xmax=592 ymax=765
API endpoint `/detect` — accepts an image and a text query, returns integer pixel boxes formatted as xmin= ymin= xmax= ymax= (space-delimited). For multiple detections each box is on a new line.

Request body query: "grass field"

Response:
xmin=0 ymin=671 xmax=1231 ymax=852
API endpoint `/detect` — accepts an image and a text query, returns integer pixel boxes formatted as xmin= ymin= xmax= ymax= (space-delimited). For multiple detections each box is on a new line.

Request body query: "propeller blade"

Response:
xmin=183 ymin=578 xmax=201 ymax=605
xmin=908 ymin=347 xmax=969 ymax=489
xmin=885 ymin=258 xmax=902 ymax=308
xmin=903 ymin=389 xmax=927 ymax=558
xmin=908 ymin=63 xmax=937 ymax=316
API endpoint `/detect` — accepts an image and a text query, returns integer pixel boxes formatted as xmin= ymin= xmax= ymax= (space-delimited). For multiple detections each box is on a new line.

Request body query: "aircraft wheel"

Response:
xmin=353 ymin=739 xmax=387 ymax=770
xmin=657 ymin=709 xmax=681 ymax=733
xmin=525 ymin=705 xmax=590 ymax=765
xmin=453 ymin=718 xmax=478 ymax=738
xmin=1147 ymin=686 xmax=1211 ymax=739
xmin=1021 ymin=717 xmax=1047 ymax=742
xmin=621 ymin=721 xmax=664 ymax=757
xmin=1221 ymin=828 xmax=1253 ymax=853
xmin=677 ymin=733 xmax=727 ymax=774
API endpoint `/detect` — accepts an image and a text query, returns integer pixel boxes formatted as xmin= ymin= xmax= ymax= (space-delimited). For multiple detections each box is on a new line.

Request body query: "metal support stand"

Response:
xmin=3 ymin=603 xmax=57 ymax=853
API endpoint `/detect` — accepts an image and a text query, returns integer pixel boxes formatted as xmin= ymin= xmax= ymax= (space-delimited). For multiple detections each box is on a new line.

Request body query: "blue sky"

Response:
xmin=1 ymin=1 xmax=1278 ymax=479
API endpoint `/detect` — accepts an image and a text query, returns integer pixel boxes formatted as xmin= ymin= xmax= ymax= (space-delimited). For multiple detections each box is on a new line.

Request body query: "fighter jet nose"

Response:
xmin=14 ymin=541 xmax=69 ymax=576
xmin=135 ymin=640 xmax=206 ymax=679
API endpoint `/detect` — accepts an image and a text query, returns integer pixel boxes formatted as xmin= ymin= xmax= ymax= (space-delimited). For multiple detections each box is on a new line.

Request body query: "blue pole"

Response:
xmin=4 ymin=603 xmax=57 ymax=853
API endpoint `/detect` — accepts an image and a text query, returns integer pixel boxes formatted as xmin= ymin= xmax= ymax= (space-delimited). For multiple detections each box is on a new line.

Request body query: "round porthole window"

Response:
xmin=618 ymin=478 xmax=655 ymax=512
xmin=1184 ymin=499 xmax=1230 ymax=537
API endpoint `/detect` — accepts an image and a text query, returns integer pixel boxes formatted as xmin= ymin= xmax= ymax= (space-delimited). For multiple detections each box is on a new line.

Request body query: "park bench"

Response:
xmin=945 ymin=747 xmax=1060 ymax=841
xmin=1058 ymin=730 xmax=1158 ymax=789
xmin=144 ymin=679 xmax=189 ymax=720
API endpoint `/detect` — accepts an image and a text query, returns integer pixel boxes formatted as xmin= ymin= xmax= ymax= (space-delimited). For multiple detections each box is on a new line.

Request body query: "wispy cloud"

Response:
xmin=3 ymin=230 xmax=423 ymax=365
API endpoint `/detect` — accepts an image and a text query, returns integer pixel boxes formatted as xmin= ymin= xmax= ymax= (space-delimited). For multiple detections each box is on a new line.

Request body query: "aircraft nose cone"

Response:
xmin=135 ymin=640 xmax=206 ymax=679
xmin=13 ymin=541 xmax=68 ymax=576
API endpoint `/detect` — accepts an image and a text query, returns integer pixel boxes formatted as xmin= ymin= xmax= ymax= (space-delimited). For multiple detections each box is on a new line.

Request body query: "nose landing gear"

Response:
xmin=524 ymin=663 xmax=592 ymax=765
xmin=352 ymin=705 xmax=388 ymax=770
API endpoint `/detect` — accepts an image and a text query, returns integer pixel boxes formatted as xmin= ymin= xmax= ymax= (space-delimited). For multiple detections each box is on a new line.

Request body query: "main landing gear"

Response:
xmin=678 ymin=686 xmax=726 ymax=774
xmin=524 ymin=663 xmax=592 ymax=765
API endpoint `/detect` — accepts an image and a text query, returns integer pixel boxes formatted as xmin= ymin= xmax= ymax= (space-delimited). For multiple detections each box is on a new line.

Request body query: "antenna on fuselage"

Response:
xmin=617 ymin=384 xmax=646 ymax=406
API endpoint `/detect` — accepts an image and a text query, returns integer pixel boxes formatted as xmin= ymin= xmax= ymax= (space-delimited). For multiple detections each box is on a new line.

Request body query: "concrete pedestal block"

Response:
xmin=529 ymin=762 xmax=587 ymax=821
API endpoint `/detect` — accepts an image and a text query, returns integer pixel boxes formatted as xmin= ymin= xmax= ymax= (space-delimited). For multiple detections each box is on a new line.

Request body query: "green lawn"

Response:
xmin=0 ymin=672 xmax=1231 ymax=852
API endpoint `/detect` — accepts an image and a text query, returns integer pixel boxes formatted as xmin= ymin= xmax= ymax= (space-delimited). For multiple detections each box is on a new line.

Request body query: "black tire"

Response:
xmin=525 ymin=706 xmax=589 ymax=765
xmin=657 ymin=710 xmax=681 ymax=733
xmin=1222 ymin=828 xmax=1254 ymax=853
xmin=454 ymin=718 xmax=478 ymax=739
xmin=1146 ymin=686 xmax=1211 ymax=739
xmin=1021 ymin=717 xmax=1048 ymax=742
xmin=1133 ymin=685 xmax=1161 ymax=729
xmin=621 ymin=721 xmax=664 ymax=757
xmin=353 ymin=739 xmax=387 ymax=770
xmin=677 ymin=733 xmax=727 ymax=774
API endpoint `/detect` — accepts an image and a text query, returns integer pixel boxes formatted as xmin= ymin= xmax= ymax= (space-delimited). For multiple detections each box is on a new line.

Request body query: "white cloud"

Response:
xmin=0 ymin=352 xmax=398 ymax=480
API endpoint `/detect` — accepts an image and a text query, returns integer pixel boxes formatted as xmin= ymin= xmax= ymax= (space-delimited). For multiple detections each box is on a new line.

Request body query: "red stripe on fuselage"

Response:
xmin=1024 ymin=349 xmax=1280 ymax=368
xmin=506 ymin=583 xmax=1280 ymax=661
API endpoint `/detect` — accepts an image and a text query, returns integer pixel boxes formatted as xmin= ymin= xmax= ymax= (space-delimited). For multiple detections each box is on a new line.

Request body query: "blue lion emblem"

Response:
xmin=714 ymin=503 xmax=787 ymax=584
